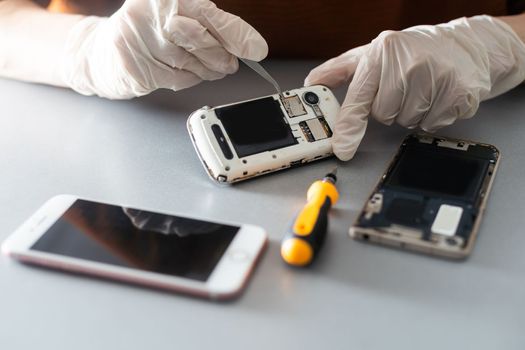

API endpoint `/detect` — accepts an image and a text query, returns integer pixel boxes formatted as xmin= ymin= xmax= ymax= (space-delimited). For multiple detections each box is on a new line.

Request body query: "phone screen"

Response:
xmin=215 ymin=97 xmax=297 ymax=157
xmin=30 ymin=200 xmax=239 ymax=282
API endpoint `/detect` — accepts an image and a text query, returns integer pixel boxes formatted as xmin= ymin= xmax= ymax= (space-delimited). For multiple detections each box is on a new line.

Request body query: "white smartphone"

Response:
xmin=187 ymin=85 xmax=340 ymax=183
xmin=1 ymin=195 xmax=268 ymax=300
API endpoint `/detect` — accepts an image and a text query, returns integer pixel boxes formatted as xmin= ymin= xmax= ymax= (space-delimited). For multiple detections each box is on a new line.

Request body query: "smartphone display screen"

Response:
xmin=30 ymin=200 xmax=239 ymax=282
xmin=215 ymin=97 xmax=297 ymax=157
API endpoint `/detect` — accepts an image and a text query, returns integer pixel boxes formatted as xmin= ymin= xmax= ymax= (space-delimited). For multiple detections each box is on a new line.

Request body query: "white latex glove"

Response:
xmin=61 ymin=0 xmax=268 ymax=99
xmin=305 ymin=15 xmax=525 ymax=161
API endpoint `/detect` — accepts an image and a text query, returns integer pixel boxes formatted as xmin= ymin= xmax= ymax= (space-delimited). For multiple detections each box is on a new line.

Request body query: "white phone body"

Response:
xmin=187 ymin=85 xmax=340 ymax=183
xmin=1 ymin=195 xmax=268 ymax=300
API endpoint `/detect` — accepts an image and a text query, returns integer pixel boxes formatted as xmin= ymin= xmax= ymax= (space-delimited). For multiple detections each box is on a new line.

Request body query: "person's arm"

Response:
xmin=499 ymin=12 xmax=525 ymax=42
xmin=0 ymin=0 xmax=84 ymax=86
xmin=0 ymin=0 xmax=268 ymax=99
xmin=305 ymin=14 xmax=525 ymax=161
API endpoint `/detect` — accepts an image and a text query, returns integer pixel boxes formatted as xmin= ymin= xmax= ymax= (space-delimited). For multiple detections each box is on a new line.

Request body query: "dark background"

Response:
xmin=36 ymin=0 xmax=521 ymax=58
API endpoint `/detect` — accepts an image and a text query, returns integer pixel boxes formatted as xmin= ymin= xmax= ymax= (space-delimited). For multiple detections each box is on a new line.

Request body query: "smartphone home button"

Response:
xmin=229 ymin=250 xmax=249 ymax=262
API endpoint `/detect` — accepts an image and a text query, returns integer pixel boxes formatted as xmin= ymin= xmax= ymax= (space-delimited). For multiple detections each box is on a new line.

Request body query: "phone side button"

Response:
xmin=211 ymin=124 xmax=234 ymax=160
xmin=229 ymin=250 xmax=250 ymax=262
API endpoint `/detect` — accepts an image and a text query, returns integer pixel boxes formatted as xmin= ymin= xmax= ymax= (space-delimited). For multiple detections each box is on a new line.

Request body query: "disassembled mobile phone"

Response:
xmin=1 ymin=195 xmax=267 ymax=300
xmin=187 ymin=85 xmax=340 ymax=183
xmin=350 ymin=134 xmax=500 ymax=259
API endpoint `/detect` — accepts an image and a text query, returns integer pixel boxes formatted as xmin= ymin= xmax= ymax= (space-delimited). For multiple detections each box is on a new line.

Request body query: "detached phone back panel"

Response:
xmin=187 ymin=85 xmax=339 ymax=183
xmin=350 ymin=134 xmax=500 ymax=259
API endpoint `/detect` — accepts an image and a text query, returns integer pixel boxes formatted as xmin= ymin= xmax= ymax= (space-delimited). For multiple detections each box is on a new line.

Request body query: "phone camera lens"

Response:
xmin=303 ymin=92 xmax=319 ymax=105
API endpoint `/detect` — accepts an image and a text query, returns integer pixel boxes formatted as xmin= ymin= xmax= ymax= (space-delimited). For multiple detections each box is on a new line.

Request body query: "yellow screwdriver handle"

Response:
xmin=281 ymin=180 xmax=339 ymax=266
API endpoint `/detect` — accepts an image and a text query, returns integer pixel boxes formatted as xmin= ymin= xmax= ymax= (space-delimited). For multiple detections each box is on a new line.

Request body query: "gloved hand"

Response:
xmin=305 ymin=15 xmax=525 ymax=161
xmin=61 ymin=0 xmax=268 ymax=99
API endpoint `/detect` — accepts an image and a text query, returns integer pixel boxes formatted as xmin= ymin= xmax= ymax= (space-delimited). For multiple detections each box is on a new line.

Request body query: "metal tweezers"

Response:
xmin=239 ymin=58 xmax=282 ymax=95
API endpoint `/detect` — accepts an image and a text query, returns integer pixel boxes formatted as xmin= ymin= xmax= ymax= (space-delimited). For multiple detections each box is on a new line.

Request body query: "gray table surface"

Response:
xmin=1 ymin=60 xmax=524 ymax=349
